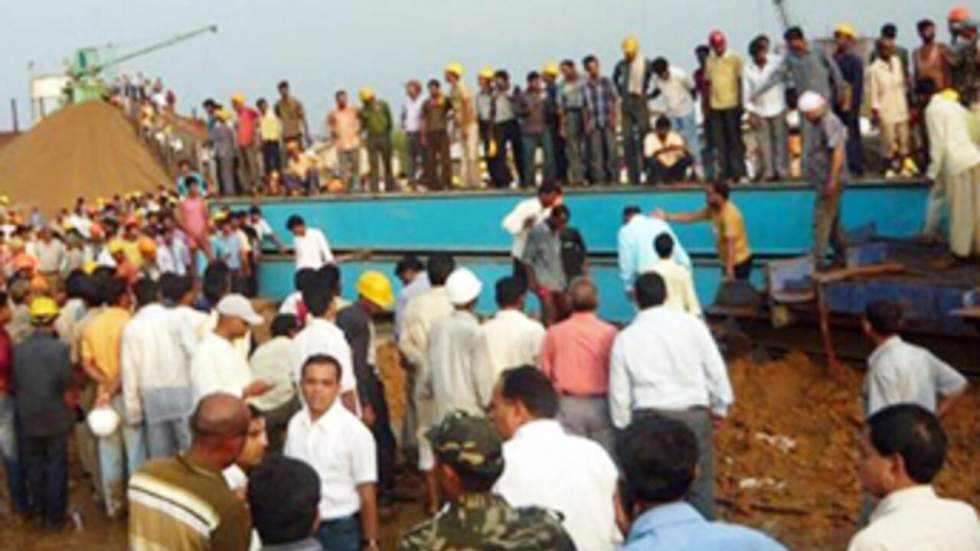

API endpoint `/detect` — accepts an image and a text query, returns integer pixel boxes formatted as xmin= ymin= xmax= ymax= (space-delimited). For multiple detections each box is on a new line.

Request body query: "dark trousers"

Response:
xmin=727 ymin=256 xmax=754 ymax=280
xmin=551 ymin=123 xmax=568 ymax=183
xmin=22 ymin=432 xmax=69 ymax=527
xmin=365 ymin=376 xmax=396 ymax=496
xmin=489 ymin=119 xmax=524 ymax=188
xmin=836 ymin=108 xmax=865 ymax=176
xmin=646 ymin=156 xmax=692 ymax=184
xmin=405 ymin=131 xmax=424 ymax=184
xmin=261 ymin=141 xmax=282 ymax=176
xmin=316 ymin=514 xmax=361 ymax=551
xmin=709 ymin=108 xmax=746 ymax=180
xmin=366 ymin=134 xmax=394 ymax=191
xmin=621 ymin=94 xmax=650 ymax=184
xmin=424 ymin=131 xmax=452 ymax=190
xmin=512 ymin=257 xmax=528 ymax=294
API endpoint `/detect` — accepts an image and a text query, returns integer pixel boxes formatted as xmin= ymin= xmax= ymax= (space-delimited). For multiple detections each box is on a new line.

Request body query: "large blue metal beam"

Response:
xmin=219 ymin=181 xmax=929 ymax=257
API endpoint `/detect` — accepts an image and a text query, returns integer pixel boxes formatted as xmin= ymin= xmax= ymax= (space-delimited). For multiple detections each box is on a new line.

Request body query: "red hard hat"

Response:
xmin=709 ymin=30 xmax=726 ymax=46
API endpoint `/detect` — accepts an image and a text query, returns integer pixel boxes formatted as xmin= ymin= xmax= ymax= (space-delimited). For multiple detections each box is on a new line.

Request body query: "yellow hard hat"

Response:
xmin=0 ymin=195 xmax=9 ymax=206
xmin=231 ymin=91 xmax=246 ymax=104
xmin=29 ymin=296 xmax=59 ymax=320
xmin=478 ymin=66 xmax=495 ymax=80
xmin=82 ymin=261 xmax=99 ymax=275
xmin=356 ymin=270 xmax=395 ymax=309
xmin=108 ymin=239 xmax=125 ymax=254
xmin=358 ymin=87 xmax=375 ymax=102
xmin=542 ymin=61 xmax=560 ymax=76
xmin=622 ymin=35 xmax=639 ymax=54
xmin=445 ymin=61 xmax=465 ymax=77
xmin=834 ymin=23 xmax=858 ymax=38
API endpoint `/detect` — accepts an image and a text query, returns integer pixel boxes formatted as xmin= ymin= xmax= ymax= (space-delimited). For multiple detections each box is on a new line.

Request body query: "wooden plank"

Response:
xmin=812 ymin=263 xmax=905 ymax=284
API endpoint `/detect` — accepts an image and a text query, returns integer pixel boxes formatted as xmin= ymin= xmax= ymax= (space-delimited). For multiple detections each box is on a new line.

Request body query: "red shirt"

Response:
xmin=540 ymin=312 xmax=618 ymax=396
xmin=0 ymin=327 xmax=12 ymax=395
xmin=235 ymin=107 xmax=259 ymax=147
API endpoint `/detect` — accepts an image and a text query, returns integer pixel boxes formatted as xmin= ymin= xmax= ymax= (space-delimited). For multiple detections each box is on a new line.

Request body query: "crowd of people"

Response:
xmin=0 ymin=164 xmax=974 ymax=550
xmin=175 ymin=10 xmax=980 ymax=200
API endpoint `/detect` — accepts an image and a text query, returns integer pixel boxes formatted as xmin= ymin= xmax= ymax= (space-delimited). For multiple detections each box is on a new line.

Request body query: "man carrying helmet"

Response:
xmin=337 ymin=271 xmax=399 ymax=507
xmin=358 ymin=87 xmax=395 ymax=192
xmin=12 ymin=297 xmax=73 ymax=529
xmin=446 ymin=63 xmax=481 ymax=188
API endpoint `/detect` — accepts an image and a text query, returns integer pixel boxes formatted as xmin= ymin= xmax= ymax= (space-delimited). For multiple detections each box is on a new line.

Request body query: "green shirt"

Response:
xmin=398 ymin=493 xmax=575 ymax=551
xmin=359 ymin=100 xmax=393 ymax=138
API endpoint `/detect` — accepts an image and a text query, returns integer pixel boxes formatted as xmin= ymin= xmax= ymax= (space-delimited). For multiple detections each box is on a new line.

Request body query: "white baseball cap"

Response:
xmin=216 ymin=294 xmax=264 ymax=326
xmin=797 ymin=91 xmax=826 ymax=113
xmin=445 ymin=268 xmax=483 ymax=306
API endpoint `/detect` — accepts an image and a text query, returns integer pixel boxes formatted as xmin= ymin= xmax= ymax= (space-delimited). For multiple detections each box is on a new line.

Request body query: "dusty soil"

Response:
xmin=1 ymin=341 xmax=976 ymax=550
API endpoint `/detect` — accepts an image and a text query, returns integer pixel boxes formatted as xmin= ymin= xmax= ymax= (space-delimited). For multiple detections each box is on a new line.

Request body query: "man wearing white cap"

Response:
xmin=798 ymin=91 xmax=849 ymax=270
xmin=423 ymin=268 xmax=494 ymax=426
xmin=190 ymin=294 xmax=271 ymax=403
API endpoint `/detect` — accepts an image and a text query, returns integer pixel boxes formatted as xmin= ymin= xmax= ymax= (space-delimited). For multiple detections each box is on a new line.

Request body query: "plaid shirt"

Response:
xmin=584 ymin=76 xmax=618 ymax=128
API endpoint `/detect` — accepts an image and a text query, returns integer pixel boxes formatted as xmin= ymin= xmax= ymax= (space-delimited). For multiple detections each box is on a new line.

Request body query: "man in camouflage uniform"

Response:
xmin=398 ymin=411 xmax=576 ymax=551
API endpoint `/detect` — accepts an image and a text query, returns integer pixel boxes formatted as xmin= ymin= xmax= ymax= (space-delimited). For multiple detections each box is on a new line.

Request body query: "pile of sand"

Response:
xmin=0 ymin=101 xmax=171 ymax=215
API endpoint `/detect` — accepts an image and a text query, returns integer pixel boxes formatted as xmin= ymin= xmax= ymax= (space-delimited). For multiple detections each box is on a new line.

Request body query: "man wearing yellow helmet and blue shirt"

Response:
xmin=336 ymin=271 xmax=399 ymax=507
xmin=358 ymin=87 xmax=394 ymax=192
xmin=12 ymin=296 xmax=73 ymax=529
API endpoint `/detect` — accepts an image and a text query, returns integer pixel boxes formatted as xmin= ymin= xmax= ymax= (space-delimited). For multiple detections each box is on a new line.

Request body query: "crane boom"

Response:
xmin=75 ymin=24 xmax=218 ymax=78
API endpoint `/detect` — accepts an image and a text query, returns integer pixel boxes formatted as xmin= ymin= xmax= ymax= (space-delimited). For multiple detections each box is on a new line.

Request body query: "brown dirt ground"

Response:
xmin=1 ymin=333 xmax=976 ymax=550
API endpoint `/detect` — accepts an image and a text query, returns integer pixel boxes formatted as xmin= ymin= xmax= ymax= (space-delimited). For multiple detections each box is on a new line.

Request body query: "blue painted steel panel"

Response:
xmin=222 ymin=182 xmax=929 ymax=257
xmin=256 ymin=257 xmax=760 ymax=323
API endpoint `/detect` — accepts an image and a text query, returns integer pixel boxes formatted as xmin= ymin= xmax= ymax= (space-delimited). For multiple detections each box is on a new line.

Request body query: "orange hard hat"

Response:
xmin=949 ymin=6 xmax=971 ymax=22
xmin=89 ymin=223 xmax=105 ymax=239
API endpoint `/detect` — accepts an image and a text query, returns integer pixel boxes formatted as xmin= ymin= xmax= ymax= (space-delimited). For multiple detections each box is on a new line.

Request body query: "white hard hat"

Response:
xmin=445 ymin=268 xmax=483 ymax=306
xmin=797 ymin=91 xmax=826 ymax=113
xmin=87 ymin=406 xmax=121 ymax=438
xmin=217 ymin=294 xmax=264 ymax=326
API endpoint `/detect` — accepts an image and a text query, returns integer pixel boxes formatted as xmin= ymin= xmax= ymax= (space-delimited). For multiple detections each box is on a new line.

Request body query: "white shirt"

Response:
xmin=652 ymin=66 xmax=695 ymax=118
xmin=847 ymin=485 xmax=980 ymax=551
xmin=394 ymin=272 xmax=431 ymax=337
xmin=609 ymin=307 xmax=733 ymax=428
xmin=293 ymin=228 xmax=334 ymax=270
xmin=121 ymin=303 xmax=196 ymax=424
xmin=196 ymin=310 xmax=251 ymax=361
xmin=495 ymin=420 xmax=621 ymax=551
xmin=285 ymin=403 xmax=377 ymax=520
xmin=501 ymin=197 xmax=552 ymax=258
xmin=742 ymin=56 xmax=787 ymax=118
xmin=867 ymin=56 xmax=910 ymax=123
xmin=157 ymin=238 xmax=190 ymax=276
xmin=400 ymin=95 xmax=426 ymax=133
xmin=397 ymin=286 xmax=453 ymax=369
xmin=643 ymin=131 xmax=687 ymax=167
xmin=190 ymin=332 xmax=255 ymax=403
xmin=925 ymin=94 xmax=980 ymax=180
xmin=424 ymin=310 xmax=494 ymax=422
xmin=481 ymin=309 xmax=545 ymax=382
xmin=290 ymin=318 xmax=356 ymax=394
xmin=644 ymin=258 xmax=701 ymax=316
xmin=864 ymin=336 xmax=967 ymax=417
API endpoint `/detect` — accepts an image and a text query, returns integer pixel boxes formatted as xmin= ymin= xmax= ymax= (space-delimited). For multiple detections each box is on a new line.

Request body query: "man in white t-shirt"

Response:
xmin=248 ymin=205 xmax=287 ymax=255
xmin=491 ymin=366 xmax=621 ymax=551
xmin=285 ymin=354 xmax=379 ymax=551
xmin=287 ymin=215 xmax=334 ymax=270
xmin=289 ymin=285 xmax=358 ymax=413
xmin=644 ymin=116 xmax=692 ymax=184
xmin=651 ymin=57 xmax=701 ymax=177
xmin=190 ymin=294 xmax=271 ymax=404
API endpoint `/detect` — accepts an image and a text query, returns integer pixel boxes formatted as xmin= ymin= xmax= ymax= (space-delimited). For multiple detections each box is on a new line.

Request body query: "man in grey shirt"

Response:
xmin=798 ymin=91 xmax=848 ymax=270
xmin=522 ymin=205 xmax=586 ymax=325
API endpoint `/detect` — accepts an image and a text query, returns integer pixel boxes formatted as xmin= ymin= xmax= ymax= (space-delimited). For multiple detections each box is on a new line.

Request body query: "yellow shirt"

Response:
xmin=706 ymin=50 xmax=743 ymax=110
xmin=711 ymin=201 xmax=751 ymax=265
xmin=121 ymin=238 xmax=144 ymax=269
xmin=259 ymin=111 xmax=282 ymax=141
xmin=451 ymin=81 xmax=477 ymax=127
xmin=81 ymin=306 xmax=132 ymax=384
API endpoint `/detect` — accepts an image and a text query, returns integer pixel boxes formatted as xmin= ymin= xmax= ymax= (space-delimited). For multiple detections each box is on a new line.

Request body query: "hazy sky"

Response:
xmin=0 ymin=0 xmax=957 ymax=131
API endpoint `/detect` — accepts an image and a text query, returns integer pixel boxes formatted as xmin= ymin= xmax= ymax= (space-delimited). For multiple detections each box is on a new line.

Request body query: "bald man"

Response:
xmin=129 ymin=393 xmax=253 ymax=551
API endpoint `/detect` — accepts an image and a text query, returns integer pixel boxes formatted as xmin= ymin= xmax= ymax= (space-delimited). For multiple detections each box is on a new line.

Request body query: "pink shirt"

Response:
xmin=179 ymin=197 xmax=208 ymax=240
xmin=235 ymin=107 xmax=259 ymax=147
xmin=540 ymin=312 xmax=618 ymax=396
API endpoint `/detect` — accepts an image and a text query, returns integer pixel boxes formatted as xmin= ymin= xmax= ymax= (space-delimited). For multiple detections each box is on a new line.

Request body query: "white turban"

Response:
xmin=797 ymin=91 xmax=826 ymax=113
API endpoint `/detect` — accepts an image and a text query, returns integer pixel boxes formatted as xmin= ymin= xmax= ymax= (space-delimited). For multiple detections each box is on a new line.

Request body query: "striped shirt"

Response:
xmin=584 ymin=76 xmax=618 ymax=129
xmin=129 ymin=455 xmax=252 ymax=551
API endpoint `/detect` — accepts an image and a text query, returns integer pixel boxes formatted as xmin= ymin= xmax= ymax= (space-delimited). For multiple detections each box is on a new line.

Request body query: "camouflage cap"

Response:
xmin=427 ymin=411 xmax=504 ymax=477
